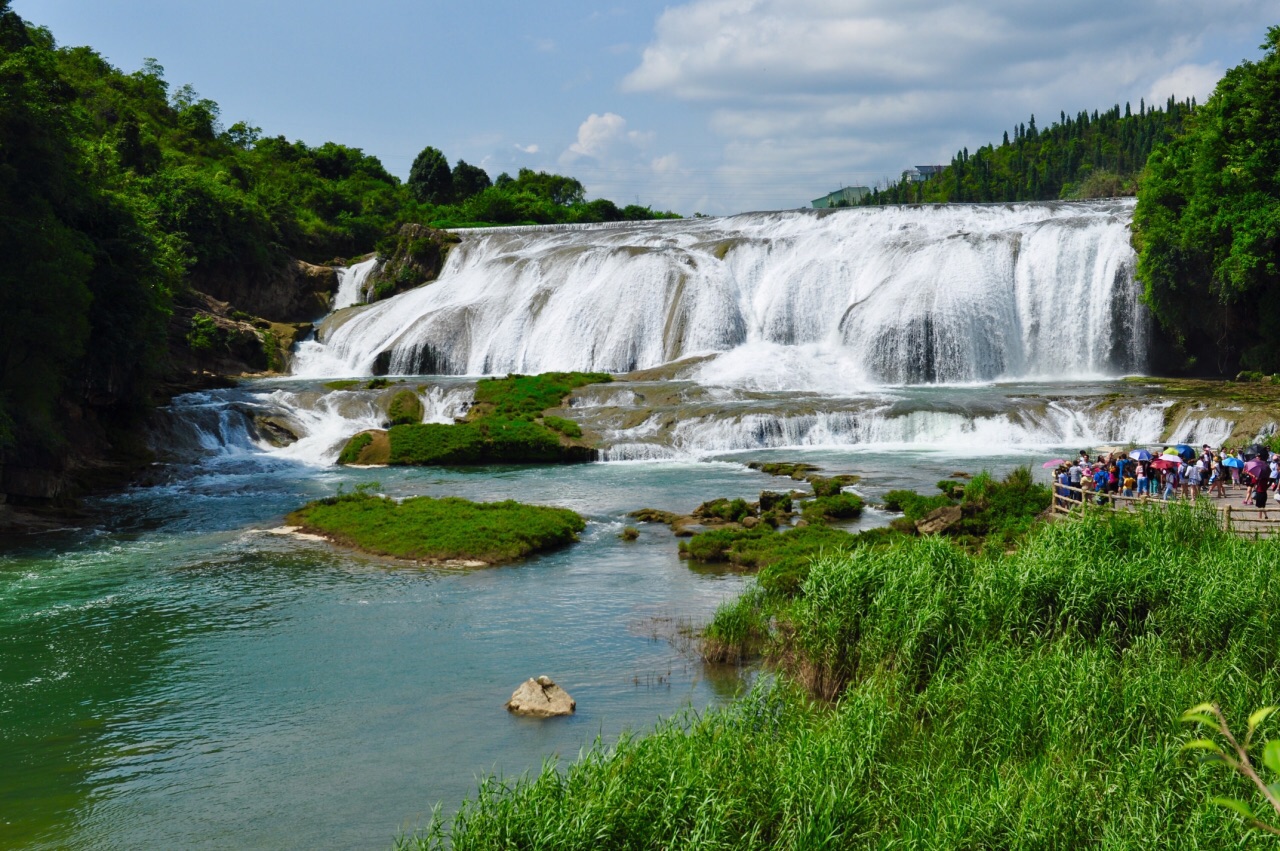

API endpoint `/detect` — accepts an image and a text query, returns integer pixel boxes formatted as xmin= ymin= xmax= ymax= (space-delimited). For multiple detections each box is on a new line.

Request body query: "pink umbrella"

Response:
xmin=1245 ymin=459 xmax=1267 ymax=479
xmin=1042 ymin=459 xmax=1067 ymax=468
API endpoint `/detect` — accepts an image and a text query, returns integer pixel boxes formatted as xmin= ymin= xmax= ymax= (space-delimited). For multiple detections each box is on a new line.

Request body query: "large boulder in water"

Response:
xmin=506 ymin=675 xmax=576 ymax=717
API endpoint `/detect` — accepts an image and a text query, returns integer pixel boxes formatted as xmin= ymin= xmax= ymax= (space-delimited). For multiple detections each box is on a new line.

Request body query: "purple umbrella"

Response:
xmin=1245 ymin=458 xmax=1266 ymax=479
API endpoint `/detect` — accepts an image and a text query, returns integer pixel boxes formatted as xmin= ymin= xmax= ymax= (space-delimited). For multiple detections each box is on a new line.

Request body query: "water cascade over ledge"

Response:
xmin=294 ymin=200 xmax=1147 ymax=390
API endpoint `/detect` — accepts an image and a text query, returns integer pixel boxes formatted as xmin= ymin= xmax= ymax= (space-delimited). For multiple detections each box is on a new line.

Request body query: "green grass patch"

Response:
xmin=472 ymin=372 xmax=611 ymax=419
xmin=323 ymin=379 xmax=361 ymax=391
xmin=402 ymin=504 xmax=1280 ymax=848
xmin=285 ymin=491 xmax=584 ymax=563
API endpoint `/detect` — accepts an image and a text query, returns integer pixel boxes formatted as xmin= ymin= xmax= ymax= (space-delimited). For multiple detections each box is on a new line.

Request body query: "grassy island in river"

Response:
xmin=338 ymin=372 xmax=611 ymax=466
xmin=285 ymin=491 xmax=585 ymax=564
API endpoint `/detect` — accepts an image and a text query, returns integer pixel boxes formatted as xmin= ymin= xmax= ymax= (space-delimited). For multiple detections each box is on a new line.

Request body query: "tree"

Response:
xmin=451 ymin=159 xmax=491 ymax=201
xmin=1133 ymin=26 xmax=1280 ymax=374
xmin=408 ymin=146 xmax=452 ymax=204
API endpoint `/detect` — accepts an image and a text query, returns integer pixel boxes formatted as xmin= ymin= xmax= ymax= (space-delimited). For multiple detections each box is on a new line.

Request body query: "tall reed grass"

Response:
xmin=400 ymin=504 xmax=1280 ymax=848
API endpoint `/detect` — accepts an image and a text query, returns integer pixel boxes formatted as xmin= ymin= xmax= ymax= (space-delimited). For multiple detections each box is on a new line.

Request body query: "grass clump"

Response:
xmin=800 ymin=492 xmax=864 ymax=524
xmin=404 ymin=504 xmax=1280 ymax=848
xmin=323 ymin=379 xmax=361 ymax=391
xmin=387 ymin=389 xmax=424 ymax=426
xmin=286 ymin=491 xmax=584 ymax=563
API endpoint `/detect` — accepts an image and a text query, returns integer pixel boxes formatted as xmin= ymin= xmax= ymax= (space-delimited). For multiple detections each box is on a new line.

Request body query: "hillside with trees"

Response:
xmin=863 ymin=98 xmax=1196 ymax=205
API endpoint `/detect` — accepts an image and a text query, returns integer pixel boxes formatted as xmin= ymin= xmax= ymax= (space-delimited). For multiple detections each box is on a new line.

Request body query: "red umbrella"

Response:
xmin=1151 ymin=458 xmax=1179 ymax=470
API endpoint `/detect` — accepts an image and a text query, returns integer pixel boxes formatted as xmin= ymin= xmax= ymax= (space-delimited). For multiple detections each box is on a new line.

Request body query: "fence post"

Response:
xmin=1224 ymin=504 xmax=1232 ymax=532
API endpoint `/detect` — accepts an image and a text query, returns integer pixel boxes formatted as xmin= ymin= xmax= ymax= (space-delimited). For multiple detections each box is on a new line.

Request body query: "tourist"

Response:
xmin=1122 ymin=470 xmax=1136 ymax=498
xmin=1135 ymin=463 xmax=1148 ymax=499
xmin=1185 ymin=460 xmax=1203 ymax=500
xmin=1093 ymin=464 xmax=1111 ymax=505
xmin=1162 ymin=467 xmax=1178 ymax=501
xmin=1209 ymin=458 xmax=1227 ymax=498
xmin=1255 ymin=462 xmax=1271 ymax=520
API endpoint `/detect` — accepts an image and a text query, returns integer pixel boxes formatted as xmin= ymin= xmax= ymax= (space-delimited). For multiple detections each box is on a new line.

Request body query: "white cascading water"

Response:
xmin=292 ymin=200 xmax=1146 ymax=390
xmin=332 ymin=256 xmax=380 ymax=310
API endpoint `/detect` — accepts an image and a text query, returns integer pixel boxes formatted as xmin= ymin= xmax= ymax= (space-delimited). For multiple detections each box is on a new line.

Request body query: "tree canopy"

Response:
xmin=1132 ymin=26 xmax=1280 ymax=374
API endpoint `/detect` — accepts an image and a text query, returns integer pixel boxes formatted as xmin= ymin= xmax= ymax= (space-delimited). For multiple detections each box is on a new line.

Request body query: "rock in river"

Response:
xmin=506 ymin=675 xmax=576 ymax=717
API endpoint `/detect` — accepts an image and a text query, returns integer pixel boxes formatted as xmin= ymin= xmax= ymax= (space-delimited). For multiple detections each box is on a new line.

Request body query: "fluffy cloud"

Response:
xmin=561 ymin=112 xmax=652 ymax=164
xmin=613 ymin=0 xmax=1272 ymax=212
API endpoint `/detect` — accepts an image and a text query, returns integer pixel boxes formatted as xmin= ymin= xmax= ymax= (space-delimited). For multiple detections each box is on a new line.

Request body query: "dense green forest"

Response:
xmin=1133 ymin=26 xmax=1280 ymax=375
xmin=0 ymin=0 xmax=672 ymax=463
xmin=863 ymin=98 xmax=1196 ymax=205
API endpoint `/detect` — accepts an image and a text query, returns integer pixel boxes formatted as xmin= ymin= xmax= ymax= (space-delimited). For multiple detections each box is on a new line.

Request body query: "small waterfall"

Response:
xmin=332 ymin=257 xmax=380 ymax=310
xmin=298 ymin=201 xmax=1147 ymax=390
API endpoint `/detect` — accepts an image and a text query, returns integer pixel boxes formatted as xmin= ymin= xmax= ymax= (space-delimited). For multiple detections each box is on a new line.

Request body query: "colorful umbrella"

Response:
xmin=1245 ymin=459 xmax=1267 ymax=478
xmin=1159 ymin=453 xmax=1183 ymax=464
xmin=1174 ymin=444 xmax=1196 ymax=461
xmin=1152 ymin=458 xmax=1179 ymax=471
xmin=1042 ymin=459 xmax=1066 ymax=468
xmin=1128 ymin=449 xmax=1152 ymax=461
xmin=1223 ymin=456 xmax=1245 ymax=469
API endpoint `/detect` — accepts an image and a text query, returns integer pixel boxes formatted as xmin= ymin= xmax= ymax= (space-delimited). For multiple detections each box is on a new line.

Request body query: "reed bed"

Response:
xmin=400 ymin=504 xmax=1280 ymax=848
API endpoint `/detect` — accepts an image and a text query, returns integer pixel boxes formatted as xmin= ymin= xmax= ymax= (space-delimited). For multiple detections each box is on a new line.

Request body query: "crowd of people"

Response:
xmin=1052 ymin=442 xmax=1278 ymax=517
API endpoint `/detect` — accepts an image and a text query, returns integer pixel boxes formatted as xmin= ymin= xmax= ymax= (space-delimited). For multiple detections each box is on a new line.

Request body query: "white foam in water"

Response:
xmin=296 ymin=201 xmax=1146 ymax=391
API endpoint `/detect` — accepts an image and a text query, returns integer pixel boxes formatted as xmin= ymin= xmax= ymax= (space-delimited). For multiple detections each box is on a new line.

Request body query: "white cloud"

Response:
xmin=561 ymin=112 xmax=652 ymax=164
xmin=514 ymin=143 xmax=540 ymax=154
xmin=1147 ymin=62 xmax=1224 ymax=105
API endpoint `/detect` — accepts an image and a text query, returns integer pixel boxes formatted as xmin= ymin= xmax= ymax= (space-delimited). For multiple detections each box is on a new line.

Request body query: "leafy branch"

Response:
xmin=1182 ymin=702 xmax=1280 ymax=834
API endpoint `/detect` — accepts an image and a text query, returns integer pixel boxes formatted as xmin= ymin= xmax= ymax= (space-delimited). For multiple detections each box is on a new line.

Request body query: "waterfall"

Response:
xmin=332 ymin=256 xmax=380 ymax=310
xmin=293 ymin=200 xmax=1147 ymax=390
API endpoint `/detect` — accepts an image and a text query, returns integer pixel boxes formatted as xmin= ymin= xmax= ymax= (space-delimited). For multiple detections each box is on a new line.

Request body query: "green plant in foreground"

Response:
xmin=1182 ymin=702 xmax=1280 ymax=834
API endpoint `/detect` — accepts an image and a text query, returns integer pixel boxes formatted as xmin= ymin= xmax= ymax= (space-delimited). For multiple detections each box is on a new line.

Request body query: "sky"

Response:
xmin=13 ymin=0 xmax=1277 ymax=216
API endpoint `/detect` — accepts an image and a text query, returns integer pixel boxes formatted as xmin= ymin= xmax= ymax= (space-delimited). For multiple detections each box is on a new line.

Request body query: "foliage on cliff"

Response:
xmin=1133 ymin=26 xmax=1280 ymax=375
xmin=864 ymin=98 xmax=1194 ymax=205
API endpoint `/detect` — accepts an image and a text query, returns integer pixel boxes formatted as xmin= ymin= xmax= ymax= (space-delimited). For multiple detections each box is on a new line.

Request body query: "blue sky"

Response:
xmin=14 ymin=0 xmax=1276 ymax=215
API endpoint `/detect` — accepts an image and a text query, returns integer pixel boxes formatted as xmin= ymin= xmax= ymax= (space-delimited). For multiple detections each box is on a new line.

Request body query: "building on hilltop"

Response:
xmin=811 ymin=186 xmax=870 ymax=208
xmin=902 ymin=165 xmax=946 ymax=183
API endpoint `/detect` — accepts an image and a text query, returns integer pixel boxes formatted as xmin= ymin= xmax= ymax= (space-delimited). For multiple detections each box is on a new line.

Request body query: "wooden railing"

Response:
xmin=1050 ymin=485 xmax=1279 ymax=536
